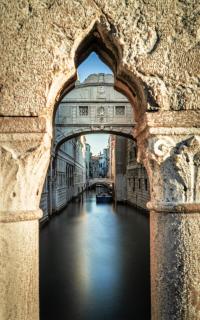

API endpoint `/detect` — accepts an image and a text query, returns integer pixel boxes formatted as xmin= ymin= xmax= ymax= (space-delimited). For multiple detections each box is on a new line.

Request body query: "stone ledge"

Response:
xmin=0 ymin=209 xmax=43 ymax=223
xmin=147 ymin=202 xmax=200 ymax=213
xmin=149 ymin=127 xmax=200 ymax=135
xmin=146 ymin=111 xmax=200 ymax=128
xmin=134 ymin=110 xmax=200 ymax=138
xmin=0 ymin=117 xmax=47 ymax=133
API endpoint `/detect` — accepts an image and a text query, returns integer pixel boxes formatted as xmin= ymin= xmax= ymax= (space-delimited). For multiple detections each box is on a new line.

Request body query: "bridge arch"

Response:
xmin=88 ymin=178 xmax=113 ymax=189
xmin=54 ymin=128 xmax=134 ymax=154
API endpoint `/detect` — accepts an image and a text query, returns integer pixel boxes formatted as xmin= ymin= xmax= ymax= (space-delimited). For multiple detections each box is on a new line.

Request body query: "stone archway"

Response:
xmin=54 ymin=129 xmax=134 ymax=154
xmin=1 ymin=2 xmax=200 ymax=320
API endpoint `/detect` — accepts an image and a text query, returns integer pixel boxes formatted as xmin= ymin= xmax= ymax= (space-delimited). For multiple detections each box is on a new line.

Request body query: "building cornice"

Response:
xmin=60 ymin=100 xmax=129 ymax=104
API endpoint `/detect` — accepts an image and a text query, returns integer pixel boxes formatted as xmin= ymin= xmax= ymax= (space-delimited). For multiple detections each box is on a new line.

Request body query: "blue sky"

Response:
xmin=78 ymin=52 xmax=112 ymax=155
xmin=77 ymin=52 xmax=112 ymax=82
xmin=85 ymin=134 xmax=109 ymax=155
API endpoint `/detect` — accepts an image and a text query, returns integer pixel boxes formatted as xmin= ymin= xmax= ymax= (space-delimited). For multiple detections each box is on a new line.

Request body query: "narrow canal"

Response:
xmin=40 ymin=191 xmax=150 ymax=320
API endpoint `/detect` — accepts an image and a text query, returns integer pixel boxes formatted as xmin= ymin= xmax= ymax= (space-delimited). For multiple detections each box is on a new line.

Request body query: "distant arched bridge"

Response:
xmin=88 ymin=178 xmax=114 ymax=188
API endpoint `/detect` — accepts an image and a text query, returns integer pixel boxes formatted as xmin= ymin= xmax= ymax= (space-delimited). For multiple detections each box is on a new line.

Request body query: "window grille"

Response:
xmin=145 ymin=179 xmax=148 ymax=191
xmin=115 ymin=106 xmax=125 ymax=116
xmin=79 ymin=106 xmax=88 ymax=116
xmin=129 ymin=150 xmax=134 ymax=160
xmin=133 ymin=178 xmax=135 ymax=191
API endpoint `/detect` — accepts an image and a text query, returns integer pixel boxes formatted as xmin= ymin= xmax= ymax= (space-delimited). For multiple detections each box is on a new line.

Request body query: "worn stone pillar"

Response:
xmin=0 ymin=212 xmax=41 ymax=320
xmin=0 ymin=118 xmax=51 ymax=320
xmin=135 ymin=111 xmax=200 ymax=320
xmin=150 ymin=211 xmax=200 ymax=319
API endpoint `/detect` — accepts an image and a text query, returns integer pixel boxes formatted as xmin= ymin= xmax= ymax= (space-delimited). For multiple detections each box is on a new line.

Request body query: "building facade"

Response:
xmin=40 ymin=136 xmax=86 ymax=223
xmin=90 ymin=155 xmax=100 ymax=178
xmin=85 ymin=143 xmax=91 ymax=180
xmin=126 ymin=139 xmax=150 ymax=210
xmin=98 ymin=148 xmax=109 ymax=178
xmin=109 ymin=135 xmax=150 ymax=210
xmin=109 ymin=135 xmax=127 ymax=202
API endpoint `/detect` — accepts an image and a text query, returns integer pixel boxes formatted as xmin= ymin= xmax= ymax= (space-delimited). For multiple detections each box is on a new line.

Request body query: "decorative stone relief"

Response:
xmin=174 ymin=136 xmax=200 ymax=203
xmin=141 ymin=135 xmax=200 ymax=207
xmin=0 ymin=133 xmax=51 ymax=212
xmin=152 ymin=137 xmax=175 ymax=164
xmin=97 ymin=106 xmax=105 ymax=122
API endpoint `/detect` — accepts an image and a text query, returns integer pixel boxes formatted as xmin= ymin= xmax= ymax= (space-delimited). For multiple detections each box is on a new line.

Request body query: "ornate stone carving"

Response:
xmin=0 ymin=133 xmax=51 ymax=212
xmin=141 ymin=135 xmax=200 ymax=208
xmin=193 ymin=152 xmax=200 ymax=166
xmin=174 ymin=136 xmax=200 ymax=203
xmin=152 ymin=137 xmax=175 ymax=164
xmin=97 ymin=106 xmax=105 ymax=122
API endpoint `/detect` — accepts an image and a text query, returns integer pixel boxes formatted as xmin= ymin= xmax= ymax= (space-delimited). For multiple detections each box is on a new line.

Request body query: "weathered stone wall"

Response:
xmin=0 ymin=0 xmax=199 ymax=118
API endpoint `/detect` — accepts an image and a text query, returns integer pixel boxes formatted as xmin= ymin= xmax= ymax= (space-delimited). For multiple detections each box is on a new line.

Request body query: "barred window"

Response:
xmin=145 ymin=178 xmax=148 ymax=191
xmin=134 ymin=148 xmax=137 ymax=158
xmin=79 ymin=106 xmax=88 ymax=116
xmin=133 ymin=178 xmax=135 ymax=191
xmin=129 ymin=150 xmax=134 ymax=160
xmin=115 ymin=106 xmax=125 ymax=116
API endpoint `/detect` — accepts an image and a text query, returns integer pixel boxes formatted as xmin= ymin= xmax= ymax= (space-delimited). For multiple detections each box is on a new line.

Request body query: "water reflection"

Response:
xmin=40 ymin=191 xmax=150 ymax=320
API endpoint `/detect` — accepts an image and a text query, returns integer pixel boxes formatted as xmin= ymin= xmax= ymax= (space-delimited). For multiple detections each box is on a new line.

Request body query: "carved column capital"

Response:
xmin=135 ymin=124 xmax=200 ymax=212
xmin=0 ymin=131 xmax=51 ymax=212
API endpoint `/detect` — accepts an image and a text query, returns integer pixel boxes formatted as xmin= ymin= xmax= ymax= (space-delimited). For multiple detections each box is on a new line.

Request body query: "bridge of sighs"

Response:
xmin=54 ymin=73 xmax=135 ymax=151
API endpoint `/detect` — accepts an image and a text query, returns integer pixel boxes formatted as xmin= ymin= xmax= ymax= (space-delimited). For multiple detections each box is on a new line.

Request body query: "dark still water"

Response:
xmin=40 ymin=192 xmax=150 ymax=320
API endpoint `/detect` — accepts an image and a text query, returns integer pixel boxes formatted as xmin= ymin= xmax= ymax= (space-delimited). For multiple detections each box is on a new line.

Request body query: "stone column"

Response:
xmin=0 ymin=118 xmax=51 ymax=320
xmin=135 ymin=111 xmax=200 ymax=320
xmin=48 ymin=155 xmax=54 ymax=217
xmin=0 ymin=211 xmax=42 ymax=320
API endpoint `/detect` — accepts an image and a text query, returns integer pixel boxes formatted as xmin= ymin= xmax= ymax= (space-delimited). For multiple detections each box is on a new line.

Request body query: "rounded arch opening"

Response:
xmin=55 ymin=130 xmax=135 ymax=154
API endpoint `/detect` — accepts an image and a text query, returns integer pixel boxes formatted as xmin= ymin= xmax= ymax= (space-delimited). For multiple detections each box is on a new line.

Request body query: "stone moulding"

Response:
xmin=0 ymin=117 xmax=48 ymax=134
xmin=147 ymin=202 xmax=200 ymax=213
xmin=133 ymin=111 xmax=200 ymax=140
xmin=0 ymin=209 xmax=43 ymax=223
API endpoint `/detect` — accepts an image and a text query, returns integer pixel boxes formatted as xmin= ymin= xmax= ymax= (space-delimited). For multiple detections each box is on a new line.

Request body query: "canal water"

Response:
xmin=40 ymin=191 xmax=150 ymax=320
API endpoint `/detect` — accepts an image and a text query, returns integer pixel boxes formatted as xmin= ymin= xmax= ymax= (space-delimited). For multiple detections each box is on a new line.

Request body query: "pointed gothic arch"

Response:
xmin=51 ymin=21 xmax=148 ymax=128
